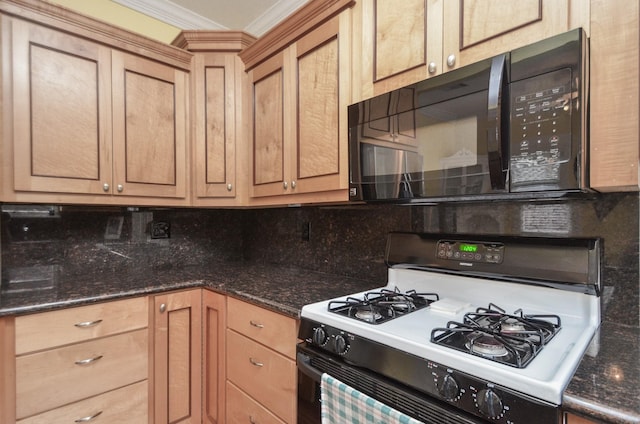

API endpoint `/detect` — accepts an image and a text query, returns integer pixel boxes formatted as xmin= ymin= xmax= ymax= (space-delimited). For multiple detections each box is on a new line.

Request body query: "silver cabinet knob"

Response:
xmin=447 ymin=54 xmax=456 ymax=68
xmin=159 ymin=303 xmax=167 ymax=313
xmin=116 ymin=184 xmax=123 ymax=193
xmin=227 ymin=183 xmax=233 ymax=191
xmin=428 ymin=62 xmax=437 ymax=74
xmin=103 ymin=183 xmax=110 ymax=192
xmin=283 ymin=181 xmax=288 ymax=189
xmin=291 ymin=180 xmax=296 ymax=189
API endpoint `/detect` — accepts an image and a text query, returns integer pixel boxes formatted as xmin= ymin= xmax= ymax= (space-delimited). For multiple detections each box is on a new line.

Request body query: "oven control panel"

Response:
xmin=437 ymin=240 xmax=504 ymax=263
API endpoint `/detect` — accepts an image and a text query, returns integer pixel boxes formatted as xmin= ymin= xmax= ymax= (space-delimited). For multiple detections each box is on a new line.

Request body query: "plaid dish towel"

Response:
xmin=320 ymin=373 xmax=425 ymax=424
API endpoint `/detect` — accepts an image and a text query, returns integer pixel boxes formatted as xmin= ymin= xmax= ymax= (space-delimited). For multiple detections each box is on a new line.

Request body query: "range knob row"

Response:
xmin=312 ymin=327 xmax=349 ymax=355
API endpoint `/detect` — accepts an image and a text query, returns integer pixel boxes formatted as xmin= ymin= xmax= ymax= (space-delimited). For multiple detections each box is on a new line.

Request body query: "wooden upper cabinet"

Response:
xmin=355 ymin=0 xmax=587 ymax=100
xmin=251 ymin=53 xmax=287 ymax=197
xmin=0 ymin=2 xmax=192 ymax=206
xmin=174 ymin=31 xmax=256 ymax=206
xmin=248 ymin=11 xmax=351 ymax=204
xmin=443 ymin=0 xmax=575 ymax=69
xmin=589 ymin=0 xmax=639 ymax=191
xmin=356 ymin=0 xmax=443 ymax=98
xmin=111 ymin=51 xmax=188 ymax=199
xmin=9 ymin=19 xmax=113 ymax=196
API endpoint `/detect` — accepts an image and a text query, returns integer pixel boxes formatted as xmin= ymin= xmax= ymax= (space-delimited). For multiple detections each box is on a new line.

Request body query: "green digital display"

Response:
xmin=459 ymin=243 xmax=478 ymax=253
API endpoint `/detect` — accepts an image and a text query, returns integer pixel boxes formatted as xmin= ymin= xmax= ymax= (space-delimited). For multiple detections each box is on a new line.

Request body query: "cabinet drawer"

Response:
xmin=227 ymin=297 xmax=297 ymax=358
xmin=17 ymin=380 xmax=148 ymax=424
xmin=227 ymin=329 xmax=296 ymax=423
xmin=16 ymin=328 xmax=148 ymax=419
xmin=15 ymin=296 xmax=148 ymax=354
xmin=226 ymin=381 xmax=285 ymax=424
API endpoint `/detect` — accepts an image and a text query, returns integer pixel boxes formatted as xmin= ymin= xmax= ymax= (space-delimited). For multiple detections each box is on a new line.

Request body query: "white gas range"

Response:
xmin=298 ymin=233 xmax=601 ymax=424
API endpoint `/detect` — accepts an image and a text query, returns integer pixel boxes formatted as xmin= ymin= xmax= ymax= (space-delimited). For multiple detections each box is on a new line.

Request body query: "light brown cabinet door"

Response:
xmin=226 ymin=330 xmax=297 ymax=423
xmin=16 ymin=329 xmax=148 ymax=419
xmin=152 ymin=290 xmax=202 ymax=424
xmin=17 ymin=380 xmax=148 ymax=424
xmin=356 ymin=0 xmax=443 ymax=98
xmin=251 ymin=52 xmax=287 ymax=197
xmin=589 ymin=0 xmax=639 ymax=191
xmin=202 ymin=290 xmax=226 ymax=424
xmin=293 ymin=16 xmax=349 ymax=195
xmin=9 ymin=19 xmax=113 ymax=195
xmin=443 ymin=0 xmax=571 ymax=69
xmin=112 ymin=51 xmax=188 ymax=199
xmin=193 ymin=54 xmax=237 ymax=199
xmin=250 ymin=15 xmax=350 ymax=201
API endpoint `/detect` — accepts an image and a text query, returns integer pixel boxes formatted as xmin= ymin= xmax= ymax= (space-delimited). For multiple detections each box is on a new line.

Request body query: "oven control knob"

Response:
xmin=436 ymin=374 xmax=460 ymax=401
xmin=312 ymin=327 xmax=328 ymax=346
xmin=476 ymin=388 xmax=504 ymax=419
xmin=334 ymin=334 xmax=349 ymax=355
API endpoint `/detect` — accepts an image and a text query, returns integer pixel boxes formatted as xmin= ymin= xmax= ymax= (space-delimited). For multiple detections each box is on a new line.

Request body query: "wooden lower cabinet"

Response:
xmin=17 ymin=380 xmax=147 ymax=424
xmin=16 ymin=329 xmax=148 ymax=418
xmin=151 ymin=289 xmax=203 ymax=424
xmin=226 ymin=297 xmax=298 ymax=423
xmin=0 ymin=297 xmax=150 ymax=424
xmin=564 ymin=412 xmax=599 ymax=424
xmin=226 ymin=381 xmax=285 ymax=424
xmin=203 ymin=289 xmax=226 ymax=424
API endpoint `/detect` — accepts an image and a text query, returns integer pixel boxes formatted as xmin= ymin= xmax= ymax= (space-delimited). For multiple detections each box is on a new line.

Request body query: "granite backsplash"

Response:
xmin=1 ymin=192 xmax=638 ymax=327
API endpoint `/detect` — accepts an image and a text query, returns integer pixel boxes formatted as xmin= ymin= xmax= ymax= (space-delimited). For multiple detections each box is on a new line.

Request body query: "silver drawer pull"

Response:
xmin=249 ymin=320 xmax=264 ymax=329
xmin=75 ymin=410 xmax=103 ymax=422
xmin=74 ymin=319 xmax=103 ymax=328
xmin=249 ymin=357 xmax=264 ymax=367
xmin=249 ymin=415 xmax=257 ymax=424
xmin=75 ymin=355 xmax=103 ymax=365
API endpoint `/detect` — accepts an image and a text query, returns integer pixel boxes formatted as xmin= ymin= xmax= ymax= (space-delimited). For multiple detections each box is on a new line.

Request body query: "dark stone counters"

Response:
xmin=1 ymin=262 xmax=638 ymax=424
xmin=0 ymin=261 xmax=379 ymax=318
xmin=563 ymin=323 xmax=640 ymax=424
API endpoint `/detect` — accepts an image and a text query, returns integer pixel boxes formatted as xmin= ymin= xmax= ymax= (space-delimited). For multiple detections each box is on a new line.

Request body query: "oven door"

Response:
xmin=296 ymin=342 xmax=485 ymax=424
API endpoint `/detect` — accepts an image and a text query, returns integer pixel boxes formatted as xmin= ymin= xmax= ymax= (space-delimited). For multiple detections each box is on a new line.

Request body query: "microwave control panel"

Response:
xmin=437 ymin=240 xmax=504 ymax=264
xmin=510 ymin=68 xmax=573 ymax=186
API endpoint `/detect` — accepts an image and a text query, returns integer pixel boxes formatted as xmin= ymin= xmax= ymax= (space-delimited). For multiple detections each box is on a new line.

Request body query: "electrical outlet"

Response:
xmin=301 ymin=221 xmax=311 ymax=241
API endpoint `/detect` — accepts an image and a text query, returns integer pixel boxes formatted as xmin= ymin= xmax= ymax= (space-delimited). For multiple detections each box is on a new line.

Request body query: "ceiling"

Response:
xmin=112 ymin=0 xmax=308 ymax=37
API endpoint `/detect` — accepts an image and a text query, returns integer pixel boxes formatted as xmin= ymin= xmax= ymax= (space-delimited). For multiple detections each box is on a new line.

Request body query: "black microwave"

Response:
xmin=348 ymin=29 xmax=589 ymax=203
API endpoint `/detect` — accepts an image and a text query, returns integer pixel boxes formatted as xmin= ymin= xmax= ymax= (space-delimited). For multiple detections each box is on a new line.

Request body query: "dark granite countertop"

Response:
xmin=563 ymin=323 xmax=640 ymax=424
xmin=1 ymin=262 xmax=638 ymax=423
xmin=0 ymin=261 xmax=379 ymax=318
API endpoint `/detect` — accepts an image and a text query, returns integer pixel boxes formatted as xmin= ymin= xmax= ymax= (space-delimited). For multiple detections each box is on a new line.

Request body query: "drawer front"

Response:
xmin=227 ymin=329 xmax=296 ymax=423
xmin=16 ymin=328 xmax=148 ymax=419
xmin=226 ymin=381 xmax=285 ymax=424
xmin=15 ymin=296 xmax=148 ymax=354
xmin=17 ymin=380 xmax=148 ymax=424
xmin=227 ymin=297 xmax=297 ymax=358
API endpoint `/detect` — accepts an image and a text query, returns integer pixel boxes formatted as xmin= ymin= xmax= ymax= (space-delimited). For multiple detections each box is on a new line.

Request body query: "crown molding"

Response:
xmin=113 ymin=0 xmax=307 ymax=36
xmin=113 ymin=0 xmax=227 ymax=30
xmin=245 ymin=0 xmax=307 ymax=36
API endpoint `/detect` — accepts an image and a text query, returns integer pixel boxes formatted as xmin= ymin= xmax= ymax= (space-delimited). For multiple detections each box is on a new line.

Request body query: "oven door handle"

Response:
xmin=297 ymin=351 xmax=323 ymax=383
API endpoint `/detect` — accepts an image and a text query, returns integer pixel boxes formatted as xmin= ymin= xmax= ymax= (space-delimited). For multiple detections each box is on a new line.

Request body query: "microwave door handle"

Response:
xmin=487 ymin=54 xmax=507 ymax=190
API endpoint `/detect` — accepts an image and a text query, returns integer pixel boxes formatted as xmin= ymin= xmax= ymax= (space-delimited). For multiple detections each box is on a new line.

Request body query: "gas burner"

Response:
xmin=431 ymin=303 xmax=562 ymax=368
xmin=354 ymin=308 xmax=383 ymax=323
xmin=466 ymin=333 xmax=509 ymax=357
xmin=500 ymin=318 xmax=527 ymax=334
xmin=328 ymin=288 xmax=439 ymax=324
